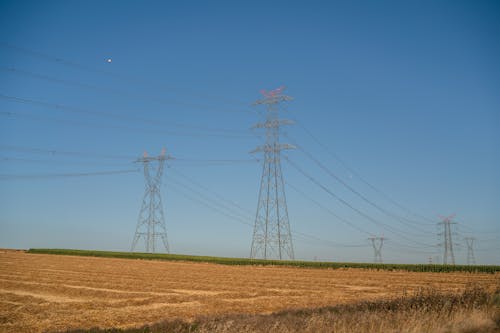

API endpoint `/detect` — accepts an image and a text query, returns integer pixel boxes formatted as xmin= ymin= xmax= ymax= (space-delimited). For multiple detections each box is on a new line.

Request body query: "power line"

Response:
xmin=167 ymin=177 xmax=254 ymax=223
xmin=0 ymin=110 xmax=252 ymax=138
xmin=0 ymin=145 xmax=259 ymax=167
xmin=169 ymin=168 xmax=363 ymax=250
xmin=284 ymin=156 xmax=435 ymax=248
xmin=0 ymin=66 xmax=249 ymax=114
xmin=167 ymin=168 xmax=367 ymax=249
xmin=384 ymin=243 xmax=436 ymax=256
xmin=0 ymin=169 xmax=139 ymax=180
xmin=173 ymin=158 xmax=259 ymax=166
xmin=0 ymin=93 xmax=253 ymax=137
xmin=0 ymin=156 xmax=132 ymax=167
xmin=169 ymin=167 xmax=255 ymax=216
xmin=167 ymin=179 xmax=326 ymax=246
xmin=291 ymin=230 xmax=369 ymax=248
xmin=0 ymin=42 xmax=253 ymax=109
xmin=0 ymin=144 xmax=136 ymax=160
xmin=288 ymin=117 xmax=436 ymax=225
xmin=291 ymin=141 xmax=432 ymax=234
xmin=0 ymin=44 xmax=484 ymax=260
xmin=166 ymin=180 xmax=254 ymax=228
xmin=285 ymin=181 xmax=373 ymax=236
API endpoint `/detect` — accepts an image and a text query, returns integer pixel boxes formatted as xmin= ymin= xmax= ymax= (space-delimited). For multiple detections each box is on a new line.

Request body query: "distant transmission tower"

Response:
xmin=131 ymin=148 xmax=173 ymax=253
xmin=250 ymin=86 xmax=295 ymax=260
xmin=464 ymin=237 xmax=476 ymax=265
xmin=438 ymin=214 xmax=457 ymax=265
xmin=368 ymin=236 xmax=385 ymax=263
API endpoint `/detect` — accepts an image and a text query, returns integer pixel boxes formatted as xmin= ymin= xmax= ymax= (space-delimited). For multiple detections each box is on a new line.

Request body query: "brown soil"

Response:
xmin=0 ymin=250 xmax=498 ymax=332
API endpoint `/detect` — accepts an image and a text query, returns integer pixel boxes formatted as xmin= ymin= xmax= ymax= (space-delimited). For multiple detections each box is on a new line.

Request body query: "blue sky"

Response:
xmin=0 ymin=0 xmax=499 ymax=264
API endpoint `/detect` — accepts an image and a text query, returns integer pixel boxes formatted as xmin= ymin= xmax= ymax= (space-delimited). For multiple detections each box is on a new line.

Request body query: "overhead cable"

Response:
xmin=289 ymin=117 xmax=436 ymax=225
xmin=285 ymin=156 xmax=435 ymax=248
xmin=0 ymin=168 xmax=139 ymax=180
xmin=290 ymin=140 xmax=432 ymax=233
xmin=0 ymin=93 xmax=252 ymax=136
xmin=1 ymin=43 xmax=253 ymax=109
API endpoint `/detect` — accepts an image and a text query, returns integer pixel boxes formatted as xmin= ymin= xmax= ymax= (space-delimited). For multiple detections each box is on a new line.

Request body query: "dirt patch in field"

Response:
xmin=0 ymin=251 xmax=498 ymax=333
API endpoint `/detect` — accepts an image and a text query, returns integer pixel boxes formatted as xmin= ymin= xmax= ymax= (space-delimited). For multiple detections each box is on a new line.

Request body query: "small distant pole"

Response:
xmin=131 ymin=148 xmax=173 ymax=253
xmin=438 ymin=214 xmax=457 ymax=265
xmin=368 ymin=236 xmax=385 ymax=263
xmin=464 ymin=237 xmax=476 ymax=265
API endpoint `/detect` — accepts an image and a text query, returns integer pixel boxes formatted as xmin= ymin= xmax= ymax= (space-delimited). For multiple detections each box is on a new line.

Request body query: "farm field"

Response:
xmin=0 ymin=249 xmax=499 ymax=333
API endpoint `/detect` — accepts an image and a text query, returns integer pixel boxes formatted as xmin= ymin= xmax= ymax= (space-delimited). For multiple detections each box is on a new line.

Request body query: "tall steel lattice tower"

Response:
xmin=131 ymin=148 xmax=173 ymax=253
xmin=438 ymin=214 xmax=457 ymax=265
xmin=250 ymin=86 xmax=295 ymax=260
xmin=368 ymin=236 xmax=385 ymax=263
xmin=464 ymin=237 xmax=476 ymax=265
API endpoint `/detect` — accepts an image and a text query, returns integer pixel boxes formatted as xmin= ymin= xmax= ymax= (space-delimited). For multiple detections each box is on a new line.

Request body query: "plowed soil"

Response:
xmin=0 ymin=249 xmax=498 ymax=332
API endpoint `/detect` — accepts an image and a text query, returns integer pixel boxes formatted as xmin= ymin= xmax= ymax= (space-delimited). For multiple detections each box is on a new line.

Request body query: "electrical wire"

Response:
xmin=169 ymin=167 xmax=255 ymax=216
xmin=0 ymin=145 xmax=260 ymax=167
xmin=287 ymin=116 xmax=436 ymax=225
xmin=165 ymin=180 xmax=308 ymax=246
xmin=0 ymin=66 xmax=250 ymax=114
xmin=2 ymin=43 xmax=485 ymax=258
xmin=0 ymin=42 xmax=253 ymax=109
xmin=0 ymin=168 xmax=139 ymax=180
xmin=166 ymin=180 xmax=254 ymax=227
xmin=172 ymin=158 xmax=260 ymax=166
xmin=0 ymin=156 xmax=132 ymax=167
xmin=166 ymin=171 xmax=370 ymax=249
xmin=0 ymin=144 xmax=136 ymax=160
xmin=0 ymin=93 xmax=253 ymax=136
xmin=167 ymin=176 xmax=254 ymax=223
xmin=285 ymin=156 xmax=436 ymax=248
xmin=289 ymin=140 xmax=433 ymax=234
xmin=285 ymin=180 xmax=373 ymax=236
xmin=0 ymin=110 xmax=253 ymax=138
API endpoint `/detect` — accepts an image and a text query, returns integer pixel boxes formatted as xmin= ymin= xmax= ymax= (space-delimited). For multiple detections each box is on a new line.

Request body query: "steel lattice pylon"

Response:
xmin=250 ymin=87 xmax=295 ymax=260
xmin=368 ymin=236 xmax=385 ymax=263
xmin=438 ymin=214 xmax=457 ymax=265
xmin=131 ymin=149 xmax=172 ymax=253
xmin=465 ymin=237 xmax=476 ymax=265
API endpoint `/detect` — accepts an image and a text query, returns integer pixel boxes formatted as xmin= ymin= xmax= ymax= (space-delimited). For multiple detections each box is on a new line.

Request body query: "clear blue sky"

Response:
xmin=1 ymin=0 xmax=499 ymax=264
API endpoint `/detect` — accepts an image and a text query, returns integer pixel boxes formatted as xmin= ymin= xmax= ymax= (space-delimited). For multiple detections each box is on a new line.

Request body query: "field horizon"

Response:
xmin=23 ymin=248 xmax=500 ymax=273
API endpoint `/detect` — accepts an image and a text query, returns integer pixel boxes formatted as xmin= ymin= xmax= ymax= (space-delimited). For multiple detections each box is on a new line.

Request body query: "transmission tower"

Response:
xmin=368 ymin=236 xmax=385 ymax=263
xmin=131 ymin=148 xmax=173 ymax=253
xmin=464 ymin=237 xmax=476 ymax=265
xmin=438 ymin=214 xmax=457 ymax=265
xmin=250 ymin=86 xmax=295 ymax=260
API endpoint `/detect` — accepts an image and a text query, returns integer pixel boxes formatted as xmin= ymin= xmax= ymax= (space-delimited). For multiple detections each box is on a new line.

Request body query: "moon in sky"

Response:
xmin=106 ymin=58 xmax=112 ymax=63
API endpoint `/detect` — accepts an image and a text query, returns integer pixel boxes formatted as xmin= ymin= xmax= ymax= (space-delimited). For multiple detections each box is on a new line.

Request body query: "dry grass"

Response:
xmin=66 ymin=287 xmax=500 ymax=333
xmin=191 ymin=287 xmax=500 ymax=333
xmin=0 ymin=249 xmax=499 ymax=333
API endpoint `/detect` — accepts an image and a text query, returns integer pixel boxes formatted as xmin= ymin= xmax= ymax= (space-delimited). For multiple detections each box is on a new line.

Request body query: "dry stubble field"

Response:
xmin=0 ymin=249 xmax=499 ymax=332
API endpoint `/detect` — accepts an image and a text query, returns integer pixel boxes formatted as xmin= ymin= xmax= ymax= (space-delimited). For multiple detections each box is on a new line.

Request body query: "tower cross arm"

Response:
xmin=135 ymin=155 xmax=175 ymax=163
xmin=250 ymin=143 xmax=296 ymax=154
xmin=253 ymin=95 xmax=294 ymax=105
xmin=252 ymin=119 xmax=295 ymax=129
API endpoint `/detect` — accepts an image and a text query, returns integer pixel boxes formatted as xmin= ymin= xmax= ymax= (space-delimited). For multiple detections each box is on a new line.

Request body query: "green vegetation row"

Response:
xmin=27 ymin=248 xmax=500 ymax=273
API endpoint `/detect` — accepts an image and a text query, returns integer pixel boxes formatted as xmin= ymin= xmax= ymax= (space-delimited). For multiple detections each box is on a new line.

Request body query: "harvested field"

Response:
xmin=0 ymin=249 xmax=499 ymax=332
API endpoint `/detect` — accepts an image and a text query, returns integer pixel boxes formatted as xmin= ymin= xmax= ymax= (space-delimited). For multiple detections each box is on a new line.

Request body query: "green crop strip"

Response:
xmin=27 ymin=248 xmax=500 ymax=273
